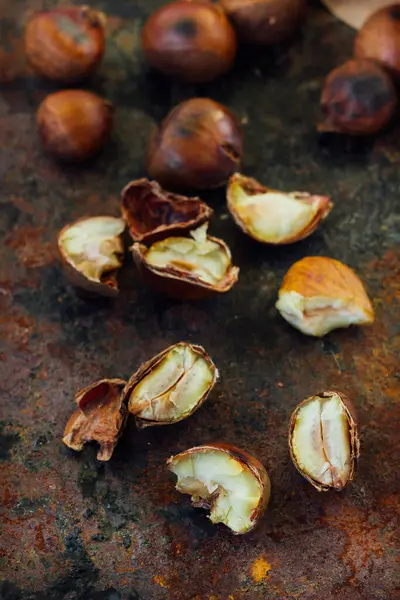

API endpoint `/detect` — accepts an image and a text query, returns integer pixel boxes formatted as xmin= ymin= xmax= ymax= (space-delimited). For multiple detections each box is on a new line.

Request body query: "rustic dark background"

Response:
xmin=0 ymin=1 xmax=399 ymax=599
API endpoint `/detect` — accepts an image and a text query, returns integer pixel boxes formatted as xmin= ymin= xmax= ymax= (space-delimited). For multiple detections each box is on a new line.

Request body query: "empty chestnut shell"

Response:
xmin=121 ymin=178 xmax=213 ymax=244
xmin=132 ymin=224 xmax=239 ymax=300
xmin=123 ymin=342 xmax=217 ymax=428
xmin=147 ymin=98 xmax=243 ymax=190
xmin=25 ymin=5 xmax=106 ymax=83
xmin=220 ymin=0 xmax=307 ymax=45
xmin=319 ymin=59 xmax=397 ymax=135
xmin=141 ymin=0 xmax=237 ymax=83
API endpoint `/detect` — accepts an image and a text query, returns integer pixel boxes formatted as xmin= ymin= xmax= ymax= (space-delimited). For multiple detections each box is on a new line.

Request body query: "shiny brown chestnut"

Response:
xmin=132 ymin=224 xmax=239 ymax=300
xmin=37 ymin=90 xmax=113 ymax=162
xmin=355 ymin=4 xmax=400 ymax=80
xmin=220 ymin=0 xmax=307 ymax=45
xmin=25 ymin=5 xmax=106 ymax=83
xmin=167 ymin=443 xmax=271 ymax=534
xmin=147 ymin=98 xmax=243 ymax=190
xmin=319 ymin=59 xmax=397 ymax=135
xmin=121 ymin=178 xmax=213 ymax=244
xmin=141 ymin=0 xmax=237 ymax=83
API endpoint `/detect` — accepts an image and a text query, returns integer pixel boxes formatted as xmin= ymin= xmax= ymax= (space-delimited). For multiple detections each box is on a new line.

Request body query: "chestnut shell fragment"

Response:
xmin=121 ymin=178 xmax=213 ymax=244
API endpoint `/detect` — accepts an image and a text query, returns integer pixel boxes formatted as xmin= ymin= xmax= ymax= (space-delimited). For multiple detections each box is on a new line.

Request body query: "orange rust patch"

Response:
xmin=251 ymin=556 xmax=271 ymax=582
xmin=5 ymin=226 xmax=58 ymax=268
xmin=153 ymin=574 xmax=168 ymax=588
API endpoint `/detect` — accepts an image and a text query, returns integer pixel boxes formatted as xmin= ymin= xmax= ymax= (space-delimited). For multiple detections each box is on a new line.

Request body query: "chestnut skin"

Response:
xmin=220 ymin=0 xmax=307 ymax=45
xmin=319 ymin=59 xmax=397 ymax=135
xmin=141 ymin=0 xmax=237 ymax=83
xmin=25 ymin=5 xmax=106 ymax=83
xmin=37 ymin=90 xmax=113 ymax=162
xmin=147 ymin=98 xmax=243 ymax=191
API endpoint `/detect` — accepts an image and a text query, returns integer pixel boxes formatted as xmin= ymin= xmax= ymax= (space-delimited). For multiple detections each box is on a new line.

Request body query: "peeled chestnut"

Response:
xmin=319 ymin=59 xmax=397 ymax=135
xmin=355 ymin=4 xmax=400 ymax=79
xmin=141 ymin=0 xmax=237 ymax=83
xmin=25 ymin=5 xmax=106 ymax=83
xmin=147 ymin=98 xmax=243 ymax=190
xmin=37 ymin=90 xmax=113 ymax=162
xmin=220 ymin=0 xmax=307 ymax=45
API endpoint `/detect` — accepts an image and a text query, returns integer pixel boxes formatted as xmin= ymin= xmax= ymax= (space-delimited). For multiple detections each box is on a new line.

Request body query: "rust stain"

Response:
xmin=153 ymin=574 xmax=169 ymax=588
xmin=251 ymin=556 xmax=272 ymax=583
xmin=4 ymin=225 xmax=57 ymax=268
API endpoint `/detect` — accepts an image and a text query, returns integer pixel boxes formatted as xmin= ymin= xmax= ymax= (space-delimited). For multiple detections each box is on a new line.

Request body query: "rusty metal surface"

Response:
xmin=0 ymin=1 xmax=399 ymax=599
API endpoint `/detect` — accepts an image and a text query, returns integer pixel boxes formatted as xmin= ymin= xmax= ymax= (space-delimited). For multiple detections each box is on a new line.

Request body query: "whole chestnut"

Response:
xmin=37 ymin=90 xmax=113 ymax=162
xmin=141 ymin=0 xmax=237 ymax=83
xmin=354 ymin=4 xmax=400 ymax=80
xmin=319 ymin=59 xmax=397 ymax=135
xmin=220 ymin=0 xmax=307 ymax=45
xmin=25 ymin=5 xmax=106 ymax=83
xmin=147 ymin=98 xmax=243 ymax=190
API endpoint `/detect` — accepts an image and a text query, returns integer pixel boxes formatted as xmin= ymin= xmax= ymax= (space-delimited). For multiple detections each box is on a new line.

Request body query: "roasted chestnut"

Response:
xmin=289 ymin=391 xmax=360 ymax=491
xmin=25 ymin=5 xmax=106 ymax=83
xmin=319 ymin=59 xmax=397 ymax=135
xmin=167 ymin=443 xmax=270 ymax=534
xmin=37 ymin=90 xmax=113 ymax=162
xmin=123 ymin=342 xmax=217 ymax=428
xmin=132 ymin=224 xmax=239 ymax=300
xmin=147 ymin=98 xmax=243 ymax=190
xmin=227 ymin=173 xmax=332 ymax=244
xmin=121 ymin=178 xmax=213 ymax=244
xmin=58 ymin=216 xmax=125 ymax=297
xmin=220 ymin=0 xmax=307 ymax=45
xmin=355 ymin=4 xmax=400 ymax=79
xmin=141 ymin=0 xmax=237 ymax=83
xmin=63 ymin=379 xmax=127 ymax=461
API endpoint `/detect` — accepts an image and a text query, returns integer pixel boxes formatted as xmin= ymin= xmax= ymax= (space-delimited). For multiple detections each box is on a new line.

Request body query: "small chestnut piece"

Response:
xmin=319 ymin=59 xmax=397 ymax=135
xmin=37 ymin=90 xmax=113 ymax=162
xmin=355 ymin=4 xmax=400 ymax=80
xmin=58 ymin=216 xmax=125 ymax=297
xmin=141 ymin=0 xmax=237 ymax=83
xmin=132 ymin=223 xmax=239 ymax=300
xmin=25 ymin=5 xmax=106 ymax=83
xmin=220 ymin=0 xmax=307 ymax=45
xmin=123 ymin=342 xmax=217 ymax=428
xmin=63 ymin=379 xmax=127 ymax=461
xmin=121 ymin=178 xmax=213 ymax=244
xmin=289 ymin=391 xmax=360 ymax=491
xmin=167 ymin=443 xmax=270 ymax=534
xmin=147 ymin=98 xmax=243 ymax=191
xmin=227 ymin=173 xmax=332 ymax=244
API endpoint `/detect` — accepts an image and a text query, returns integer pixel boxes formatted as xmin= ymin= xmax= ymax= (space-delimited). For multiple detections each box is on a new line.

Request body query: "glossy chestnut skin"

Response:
xmin=147 ymin=98 xmax=243 ymax=191
xmin=220 ymin=0 xmax=307 ymax=45
xmin=25 ymin=5 xmax=106 ymax=83
xmin=141 ymin=0 xmax=237 ymax=83
xmin=319 ymin=59 xmax=397 ymax=135
xmin=37 ymin=90 xmax=113 ymax=162
xmin=355 ymin=4 xmax=400 ymax=80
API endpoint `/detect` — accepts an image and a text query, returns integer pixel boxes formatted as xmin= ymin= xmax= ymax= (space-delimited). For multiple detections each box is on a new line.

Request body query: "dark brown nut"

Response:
xmin=220 ymin=0 xmax=307 ymax=45
xmin=227 ymin=173 xmax=332 ymax=244
xmin=132 ymin=224 xmax=239 ymax=300
xmin=121 ymin=178 xmax=213 ymax=245
xmin=123 ymin=342 xmax=217 ymax=428
xmin=37 ymin=90 xmax=113 ymax=162
xmin=319 ymin=59 xmax=397 ymax=135
xmin=141 ymin=0 xmax=237 ymax=83
xmin=58 ymin=216 xmax=125 ymax=297
xmin=167 ymin=443 xmax=270 ymax=534
xmin=25 ymin=5 xmax=106 ymax=83
xmin=63 ymin=379 xmax=127 ymax=461
xmin=289 ymin=391 xmax=360 ymax=491
xmin=146 ymin=98 xmax=243 ymax=191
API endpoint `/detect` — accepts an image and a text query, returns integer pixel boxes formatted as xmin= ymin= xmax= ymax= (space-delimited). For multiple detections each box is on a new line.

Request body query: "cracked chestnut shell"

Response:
xmin=167 ymin=443 xmax=270 ymax=534
xmin=132 ymin=224 xmax=239 ymax=300
xmin=121 ymin=178 xmax=213 ymax=244
xmin=146 ymin=98 xmax=243 ymax=191
xmin=63 ymin=378 xmax=127 ymax=461
xmin=142 ymin=0 xmax=237 ymax=83
xmin=122 ymin=342 xmax=217 ymax=428
xmin=289 ymin=391 xmax=360 ymax=491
